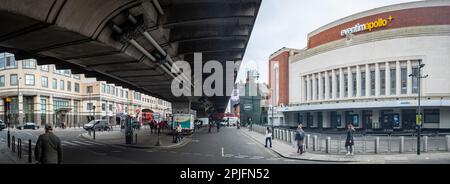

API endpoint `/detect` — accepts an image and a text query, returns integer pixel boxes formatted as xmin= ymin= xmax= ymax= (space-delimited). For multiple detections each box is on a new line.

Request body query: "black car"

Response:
xmin=84 ymin=120 xmax=111 ymax=131
xmin=0 ymin=120 xmax=6 ymax=130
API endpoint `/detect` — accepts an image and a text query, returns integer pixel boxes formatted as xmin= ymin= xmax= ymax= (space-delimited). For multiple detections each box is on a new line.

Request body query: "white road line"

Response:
xmin=72 ymin=141 xmax=93 ymax=146
xmin=250 ymin=156 xmax=264 ymax=160
xmin=266 ymin=158 xmax=280 ymax=161
xmin=62 ymin=141 xmax=79 ymax=146
xmin=223 ymin=154 xmax=233 ymax=157
xmin=80 ymin=140 xmax=105 ymax=146
xmin=235 ymin=155 xmax=249 ymax=159
xmin=283 ymin=159 xmax=296 ymax=162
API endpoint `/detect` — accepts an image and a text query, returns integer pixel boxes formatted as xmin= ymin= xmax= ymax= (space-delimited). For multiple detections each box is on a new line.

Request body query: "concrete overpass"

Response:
xmin=0 ymin=0 xmax=261 ymax=115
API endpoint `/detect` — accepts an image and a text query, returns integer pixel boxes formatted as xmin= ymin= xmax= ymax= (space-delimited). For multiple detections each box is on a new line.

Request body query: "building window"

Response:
xmin=125 ymin=91 xmax=128 ymax=99
xmin=361 ymin=71 xmax=366 ymax=96
xmin=67 ymin=81 xmax=71 ymax=91
xmin=101 ymin=84 xmax=106 ymax=93
xmin=109 ymin=103 xmax=113 ymax=111
xmin=322 ymin=77 xmax=325 ymax=99
xmin=107 ymin=85 xmax=110 ymax=94
xmin=336 ymin=74 xmax=340 ymax=98
xmin=391 ymin=68 xmax=396 ymax=95
xmin=2 ymin=53 xmax=17 ymax=69
xmin=315 ymin=78 xmax=319 ymax=100
xmin=53 ymin=99 xmax=69 ymax=111
xmin=121 ymin=90 xmax=124 ymax=98
xmin=41 ymin=76 xmax=48 ymax=88
xmin=52 ymin=79 xmax=57 ymax=89
xmin=328 ymin=76 xmax=332 ymax=99
xmin=25 ymin=75 xmax=34 ymax=86
xmin=380 ymin=69 xmax=386 ymax=96
xmin=60 ymin=80 xmax=65 ymax=90
xmin=344 ymin=73 xmax=348 ymax=98
xmin=102 ymin=102 xmax=106 ymax=111
xmin=352 ymin=72 xmax=356 ymax=97
xmin=370 ymin=70 xmax=375 ymax=96
xmin=22 ymin=59 xmax=36 ymax=69
xmin=424 ymin=109 xmax=439 ymax=124
xmin=401 ymin=67 xmax=407 ymax=94
xmin=87 ymin=86 xmax=93 ymax=94
xmin=40 ymin=99 xmax=47 ymax=125
xmin=412 ymin=66 xmax=419 ymax=94
xmin=0 ymin=75 xmax=4 ymax=87
xmin=75 ymin=83 xmax=80 ymax=93
xmin=116 ymin=88 xmax=119 ymax=97
xmin=40 ymin=65 xmax=49 ymax=72
xmin=309 ymin=79 xmax=313 ymax=100
xmin=73 ymin=101 xmax=79 ymax=113
xmin=73 ymin=74 xmax=80 ymax=79
xmin=87 ymin=103 xmax=93 ymax=110
xmin=112 ymin=86 xmax=115 ymax=95
xmin=64 ymin=70 xmax=71 ymax=77
xmin=10 ymin=74 xmax=18 ymax=86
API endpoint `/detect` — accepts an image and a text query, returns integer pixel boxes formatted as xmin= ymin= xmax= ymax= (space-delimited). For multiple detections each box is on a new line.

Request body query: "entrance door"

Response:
xmin=380 ymin=110 xmax=394 ymax=129
xmin=362 ymin=110 xmax=372 ymax=130
xmin=401 ymin=109 xmax=416 ymax=130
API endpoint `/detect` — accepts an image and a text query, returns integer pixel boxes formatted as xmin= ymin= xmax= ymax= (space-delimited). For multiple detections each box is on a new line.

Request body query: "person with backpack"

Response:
xmin=295 ymin=124 xmax=305 ymax=154
xmin=265 ymin=127 xmax=272 ymax=148
xmin=345 ymin=123 xmax=355 ymax=156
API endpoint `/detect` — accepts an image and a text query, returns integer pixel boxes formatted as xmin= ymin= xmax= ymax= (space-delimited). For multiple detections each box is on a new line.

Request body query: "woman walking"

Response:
xmin=345 ymin=123 xmax=355 ymax=156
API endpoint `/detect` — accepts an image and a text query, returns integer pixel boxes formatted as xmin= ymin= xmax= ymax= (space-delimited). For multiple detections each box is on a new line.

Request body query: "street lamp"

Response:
xmin=409 ymin=61 xmax=428 ymax=155
xmin=17 ymin=77 xmax=21 ymax=128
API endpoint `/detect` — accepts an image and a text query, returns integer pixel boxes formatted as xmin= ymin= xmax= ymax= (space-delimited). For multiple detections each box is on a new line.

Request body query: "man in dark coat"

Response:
xmin=35 ymin=124 xmax=63 ymax=164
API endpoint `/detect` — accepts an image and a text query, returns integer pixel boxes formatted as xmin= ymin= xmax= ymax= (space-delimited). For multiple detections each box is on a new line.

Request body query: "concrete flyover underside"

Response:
xmin=0 ymin=0 xmax=261 ymax=113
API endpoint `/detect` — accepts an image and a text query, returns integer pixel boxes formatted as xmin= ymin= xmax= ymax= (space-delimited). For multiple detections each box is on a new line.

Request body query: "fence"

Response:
xmin=251 ymin=124 xmax=450 ymax=154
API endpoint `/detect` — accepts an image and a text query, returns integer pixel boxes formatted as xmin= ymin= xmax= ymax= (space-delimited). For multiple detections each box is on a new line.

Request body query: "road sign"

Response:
xmin=416 ymin=114 xmax=422 ymax=126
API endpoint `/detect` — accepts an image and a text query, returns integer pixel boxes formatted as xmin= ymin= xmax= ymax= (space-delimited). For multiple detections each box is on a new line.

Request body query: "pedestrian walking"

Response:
xmin=265 ymin=127 xmax=272 ymax=148
xmin=216 ymin=121 xmax=220 ymax=133
xmin=208 ymin=121 xmax=212 ymax=133
xmin=295 ymin=124 xmax=305 ymax=154
xmin=176 ymin=122 xmax=182 ymax=143
xmin=345 ymin=123 xmax=355 ymax=156
xmin=34 ymin=124 xmax=63 ymax=164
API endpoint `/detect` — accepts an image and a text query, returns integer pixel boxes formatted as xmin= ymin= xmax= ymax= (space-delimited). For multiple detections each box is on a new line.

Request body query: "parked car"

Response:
xmin=0 ymin=120 xmax=6 ymax=131
xmin=16 ymin=122 xmax=39 ymax=130
xmin=84 ymin=120 xmax=110 ymax=131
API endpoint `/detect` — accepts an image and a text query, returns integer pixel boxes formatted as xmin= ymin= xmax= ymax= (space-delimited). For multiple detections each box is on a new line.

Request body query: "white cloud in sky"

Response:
xmin=238 ymin=0 xmax=422 ymax=84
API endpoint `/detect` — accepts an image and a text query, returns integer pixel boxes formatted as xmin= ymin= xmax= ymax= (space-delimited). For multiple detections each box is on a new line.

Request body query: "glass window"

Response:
xmin=370 ymin=70 xmax=375 ymax=96
xmin=40 ymin=65 xmax=49 ymax=72
xmin=109 ymin=103 xmax=113 ymax=111
xmin=73 ymin=74 xmax=80 ymax=79
xmin=101 ymin=84 xmax=106 ymax=93
xmin=328 ymin=76 xmax=332 ymax=99
xmin=0 ymin=75 xmax=4 ymax=87
xmin=336 ymin=73 xmax=340 ymax=98
xmin=116 ymin=88 xmax=118 ymax=97
xmin=391 ymin=69 xmax=396 ymax=95
xmin=64 ymin=70 xmax=71 ymax=77
xmin=424 ymin=109 xmax=439 ymax=124
xmin=344 ymin=73 xmax=348 ymax=98
xmin=401 ymin=67 xmax=407 ymax=94
xmin=322 ymin=77 xmax=325 ymax=99
xmin=102 ymin=102 xmax=106 ymax=111
xmin=60 ymin=80 xmax=65 ymax=90
xmin=352 ymin=72 xmax=356 ymax=97
xmin=361 ymin=71 xmax=366 ymax=96
xmin=309 ymin=79 xmax=313 ymax=100
xmin=125 ymin=91 xmax=128 ymax=99
xmin=412 ymin=67 xmax=419 ymax=94
xmin=52 ymin=79 xmax=57 ymax=89
xmin=87 ymin=103 xmax=93 ymax=110
xmin=87 ymin=86 xmax=93 ymax=93
xmin=67 ymin=81 xmax=71 ymax=91
xmin=5 ymin=54 xmax=17 ymax=69
xmin=75 ymin=83 xmax=80 ymax=93
xmin=22 ymin=59 xmax=36 ymax=69
xmin=10 ymin=74 xmax=18 ymax=86
xmin=112 ymin=86 xmax=115 ymax=95
xmin=315 ymin=78 xmax=319 ymax=100
xmin=107 ymin=85 xmax=110 ymax=94
xmin=41 ymin=76 xmax=48 ymax=88
xmin=0 ymin=57 xmax=4 ymax=69
xmin=380 ymin=69 xmax=386 ymax=96
xmin=52 ymin=99 xmax=69 ymax=111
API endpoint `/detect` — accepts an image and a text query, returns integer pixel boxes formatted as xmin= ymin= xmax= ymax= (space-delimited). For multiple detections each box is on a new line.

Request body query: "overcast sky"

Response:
xmin=237 ymin=0 xmax=421 ymax=84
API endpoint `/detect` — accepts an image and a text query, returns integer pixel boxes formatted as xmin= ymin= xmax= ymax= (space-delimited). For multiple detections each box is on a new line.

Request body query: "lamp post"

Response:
xmin=17 ymin=77 xmax=21 ymax=128
xmin=409 ymin=60 xmax=428 ymax=155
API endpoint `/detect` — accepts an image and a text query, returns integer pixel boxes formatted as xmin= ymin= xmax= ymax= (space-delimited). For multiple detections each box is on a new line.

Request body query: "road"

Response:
xmin=0 ymin=127 xmax=330 ymax=164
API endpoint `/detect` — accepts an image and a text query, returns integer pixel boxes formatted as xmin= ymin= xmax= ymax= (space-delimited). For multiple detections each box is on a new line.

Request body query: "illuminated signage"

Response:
xmin=341 ymin=16 xmax=393 ymax=37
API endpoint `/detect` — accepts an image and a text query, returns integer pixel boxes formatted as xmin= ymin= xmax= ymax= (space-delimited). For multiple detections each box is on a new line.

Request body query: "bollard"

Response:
xmin=135 ymin=133 xmax=138 ymax=145
xmin=291 ymin=131 xmax=295 ymax=147
xmin=313 ymin=135 xmax=317 ymax=151
xmin=446 ymin=135 xmax=450 ymax=152
xmin=400 ymin=136 xmax=404 ymax=153
xmin=375 ymin=137 xmax=380 ymax=154
xmin=28 ymin=140 xmax=32 ymax=163
xmin=306 ymin=134 xmax=310 ymax=149
xmin=288 ymin=130 xmax=291 ymax=143
xmin=282 ymin=130 xmax=285 ymax=141
xmin=93 ymin=129 xmax=96 ymax=140
xmin=424 ymin=136 xmax=428 ymax=153
xmin=18 ymin=139 xmax=21 ymax=159
xmin=12 ymin=136 xmax=15 ymax=152
xmin=7 ymin=131 xmax=10 ymax=148
xmin=326 ymin=137 xmax=331 ymax=154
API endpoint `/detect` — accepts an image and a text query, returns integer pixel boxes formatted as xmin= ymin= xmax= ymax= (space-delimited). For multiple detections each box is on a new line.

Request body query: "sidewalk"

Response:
xmin=0 ymin=142 xmax=28 ymax=164
xmin=241 ymin=128 xmax=450 ymax=163
xmin=80 ymin=128 xmax=192 ymax=149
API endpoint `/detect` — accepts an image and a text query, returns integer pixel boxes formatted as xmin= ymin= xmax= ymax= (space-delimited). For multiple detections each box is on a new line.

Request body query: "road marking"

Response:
xmin=223 ymin=154 xmax=233 ymax=157
xmin=72 ymin=140 xmax=93 ymax=146
xmin=80 ymin=140 xmax=105 ymax=146
xmin=111 ymin=150 xmax=122 ymax=153
xmin=146 ymin=150 xmax=156 ymax=153
xmin=235 ymin=155 xmax=249 ymax=159
xmin=250 ymin=156 xmax=264 ymax=160
xmin=246 ymin=142 xmax=256 ymax=145
xmin=283 ymin=159 xmax=296 ymax=162
xmin=192 ymin=140 xmax=200 ymax=142
xmin=62 ymin=141 xmax=79 ymax=146
xmin=266 ymin=158 xmax=280 ymax=161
